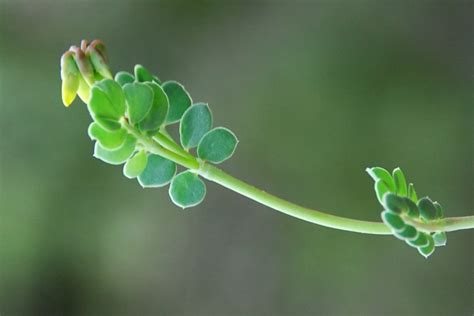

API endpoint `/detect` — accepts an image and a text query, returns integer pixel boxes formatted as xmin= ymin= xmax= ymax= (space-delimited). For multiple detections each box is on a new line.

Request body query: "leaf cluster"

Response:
xmin=367 ymin=167 xmax=447 ymax=258
xmin=86 ymin=65 xmax=238 ymax=209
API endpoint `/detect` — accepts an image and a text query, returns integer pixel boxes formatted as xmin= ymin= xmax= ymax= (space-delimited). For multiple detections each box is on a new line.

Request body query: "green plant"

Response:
xmin=60 ymin=40 xmax=474 ymax=258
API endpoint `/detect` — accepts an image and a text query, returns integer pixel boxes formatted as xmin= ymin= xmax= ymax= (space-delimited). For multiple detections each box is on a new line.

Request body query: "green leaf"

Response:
xmin=137 ymin=154 xmax=177 ymax=188
xmin=134 ymin=64 xmax=154 ymax=82
xmin=404 ymin=197 xmax=420 ymax=218
xmin=88 ymin=86 xmax=122 ymax=130
xmin=162 ymin=81 xmax=192 ymax=124
xmin=123 ymin=82 xmax=154 ymax=124
xmin=123 ymin=150 xmax=148 ymax=179
xmin=383 ymin=193 xmax=407 ymax=214
xmin=381 ymin=211 xmax=405 ymax=231
xmin=406 ymin=232 xmax=429 ymax=248
xmin=88 ymin=122 xmax=127 ymax=150
xmin=153 ymin=75 xmax=161 ymax=85
xmin=418 ymin=234 xmax=435 ymax=258
xmin=392 ymin=167 xmax=407 ymax=196
xmin=197 ymin=127 xmax=238 ymax=164
xmin=366 ymin=167 xmax=396 ymax=192
xmin=95 ymin=79 xmax=126 ymax=117
xmin=169 ymin=171 xmax=206 ymax=209
xmin=180 ymin=103 xmax=213 ymax=149
xmin=115 ymin=71 xmax=135 ymax=87
xmin=394 ymin=225 xmax=418 ymax=240
xmin=93 ymin=134 xmax=137 ymax=165
xmin=374 ymin=180 xmax=389 ymax=205
xmin=138 ymin=82 xmax=169 ymax=132
xmin=432 ymin=232 xmax=447 ymax=247
xmin=408 ymin=183 xmax=418 ymax=202
xmin=418 ymin=197 xmax=437 ymax=221
xmin=433 ymin=201 xmax=444 ymax=219
xmin=95 ymin=118 xmax=122 ymax=131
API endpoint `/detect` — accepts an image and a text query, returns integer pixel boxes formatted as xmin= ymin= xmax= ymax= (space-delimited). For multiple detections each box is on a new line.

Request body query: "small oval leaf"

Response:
xmin=138 ymin=82 xmax=169 ymax=132
xmin=418 ymin=197 xmax=437 ymax=221
xmin=134 ymin=64 xmax=154 ymax=82
xmin=123 ymin=150 xmax=148 ymax=179
xmin=123 ymin=82 xmax=154 ymax=124
xmin=115 ymin=71 xmax=135 ymax=87
xmin=94 ymin=116 xmax=122 ymax=131
xmin=88 ymin=86 xmax=122 ymax=130
xmin=153 ymin=75 xmax=161 ymax=85
xmin=404 ymin=197 xmax=420 ymax=218
xmin=93 ymin=134 xmax=137 ymax=165
xmin=162 ymin=81 xmax=192 ymax=124
xmin=408 ymin=183 xmax=418 ymax=202
xmin=374 ymin=180 xmax=389 ymax=205
xmin=394 ymin=224 xmax=418 ymax=240
xmin=392 ymin=167 xmax=407 ymax=196
xmin=366 ymin=167 xmax=396 ymax=192
xmin=137 ymin=154 xmax=177 ymax=188
xmin=169 ymin=171 xmax=206 ymax=209
xmin=197 ymin=127 xmax=238 ymax=164
xmin=418 ymin=234 xmax=435 ymax=258
xmin=381 ymin=211 xmax=405 ymax=231
xmin=432 ymin=232 xmax=447 ymax=247
xmin=88 ymin=122 xmax=127 ymax=150
xmin=433 ymin=201 xmax=444 ymax=219
xmin=95 ymin=79 xmax=126 ymax=117
xmin=406 ymin=232 xmax=429 ymax=248
xmin=383 ymin=193 xmax=407 ymax=214
xmin=180 ymin=103 xmax=213 ymax=149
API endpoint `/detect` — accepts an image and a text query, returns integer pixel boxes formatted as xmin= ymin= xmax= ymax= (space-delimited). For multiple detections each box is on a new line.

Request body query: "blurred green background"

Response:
xmin=1 ymin=1 xmax=472 ymax=315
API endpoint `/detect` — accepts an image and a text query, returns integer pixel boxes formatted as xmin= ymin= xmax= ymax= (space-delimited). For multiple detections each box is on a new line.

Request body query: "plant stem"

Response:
xmin=199 ymin=163 xmax=391 ymax=234
xmin=123 ymin=122 xmax=199 ymax=170
xmin=154 ymin=132 xmax=194 ymax=161
xmin=403 ymin=215 xmax=474 ymax=233
xmin=199 ymin=164 xmax=474 ymax=234
xmin=130 ymin=124 xmax=474 ymax=235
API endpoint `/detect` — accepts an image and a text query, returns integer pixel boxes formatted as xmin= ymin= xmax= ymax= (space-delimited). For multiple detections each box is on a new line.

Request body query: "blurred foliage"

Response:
xmin=0 ymin=0 xmax=472 ymax=315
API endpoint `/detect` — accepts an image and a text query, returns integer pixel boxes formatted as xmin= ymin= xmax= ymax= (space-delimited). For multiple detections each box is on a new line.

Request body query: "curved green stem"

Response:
xmin=199 ymin=164 xmax=474 ymax=234
xmin=129 ymin=125 xmax=474 ymax=235
xmin=153 ymin=132 xmax=194 ymax=161
xmin=123 ymin=122 xmax=199 ymax=170
xmin=199 ymin=163 xmax=391 ymax=234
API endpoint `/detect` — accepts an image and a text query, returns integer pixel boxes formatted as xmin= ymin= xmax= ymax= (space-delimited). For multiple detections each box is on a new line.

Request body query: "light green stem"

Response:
xmin=199 ymin=163 xmax=391 ymax=234
xmin=404 ymin=215 xmax=474 ymax=233
xmin=123 ymin=122 xmax=199 ymax=170
xmin=153 ymin=132 xmax=194 ymax=161
xmin=129 ymin=124 xmax=474 ymax=235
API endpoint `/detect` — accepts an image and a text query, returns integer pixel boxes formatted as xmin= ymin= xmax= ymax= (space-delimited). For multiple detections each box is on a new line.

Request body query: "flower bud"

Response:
xmin=60 ymin=51 xmax=80 ymax=106
xmin=80 ymin=39 xmax=89 ymax=52
xmin=86 ymin=40 xmax=113 ymax=80
xmin=77 ymin=75 xmax=91 ymax=103
xmin=70 ymin=46 xmax=95 ymax=86
xmin=89 ymin=39 xmax=109 ymax=63
xmin=60 ymin=40 xmax=114 ymax=106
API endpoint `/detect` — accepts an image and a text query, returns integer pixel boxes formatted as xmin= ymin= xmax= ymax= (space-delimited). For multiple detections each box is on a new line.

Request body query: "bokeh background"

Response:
xmin=1 ymin=1 xmax=472 ymax=315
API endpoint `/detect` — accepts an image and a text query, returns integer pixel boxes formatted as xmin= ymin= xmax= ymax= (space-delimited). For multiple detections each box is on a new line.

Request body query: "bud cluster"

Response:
xmin=60 ymin=39 xmax=113 ymax=106
xmin=367 ymin=167 xmax=447 ymax=258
